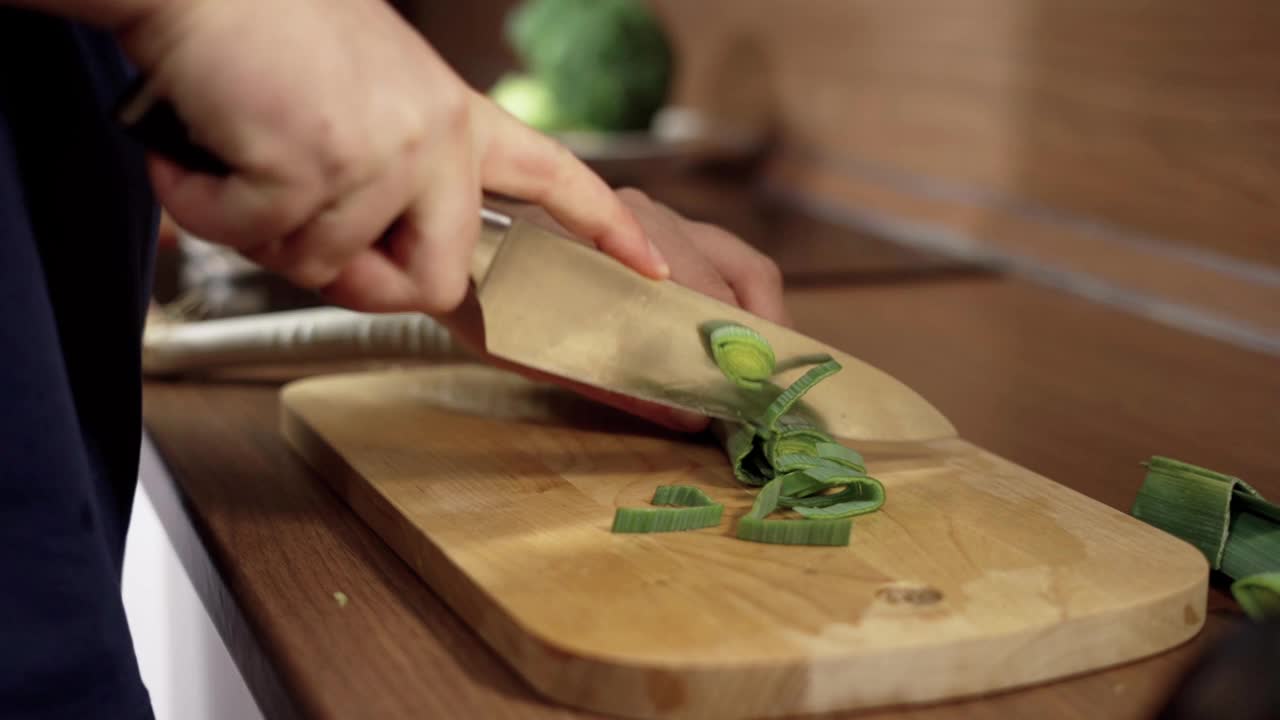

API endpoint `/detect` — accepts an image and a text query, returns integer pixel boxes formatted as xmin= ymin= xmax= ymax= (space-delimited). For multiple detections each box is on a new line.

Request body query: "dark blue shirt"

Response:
xmin=0 ymin=9 xmax=157 ymax=719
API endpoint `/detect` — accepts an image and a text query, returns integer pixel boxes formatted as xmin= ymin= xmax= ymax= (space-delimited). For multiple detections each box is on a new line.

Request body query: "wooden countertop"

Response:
xmin=141 ymin=188 xmax=1279 ymax=720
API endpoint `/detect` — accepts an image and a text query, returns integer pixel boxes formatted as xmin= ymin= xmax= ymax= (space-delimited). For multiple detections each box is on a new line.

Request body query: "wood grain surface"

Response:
xmin=764 ymin=156 xmax=1280 ymax=343
xmin=278 ymin=364 xmax=1207 ymax=719
xmin=395 ymin=0 xmax=1280 ymax=268
xmin=142 ymin=274 xmax=1278 ymax=720
xmin=648 ymin=0 xmax=1280 ymax=270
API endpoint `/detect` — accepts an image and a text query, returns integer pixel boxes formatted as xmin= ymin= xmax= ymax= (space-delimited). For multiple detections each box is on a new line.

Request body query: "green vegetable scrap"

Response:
xmin=333 ymin=591 xmax=349 ymax=609
xmin=491 ymin=0 xmax=673 ymax=132
xmin=1230 ymin=573 xmax=1280 ymax=622
xmin=736 ymin=476 xmax=854 ymax=546
xmin=612 ymin=484 xmax=724 ymax=533
xmin=1130 ymin=456 xmax=1280 ymax=621
xmin=612 ymin=322 xmax=885 ymax=547
xmin=708 ymin=324 xmax=775 ymax=390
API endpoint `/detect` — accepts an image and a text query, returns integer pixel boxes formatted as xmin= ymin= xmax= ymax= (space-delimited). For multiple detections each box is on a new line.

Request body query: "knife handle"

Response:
xmin=116 ymin=78 xmax=512 ymax=280
xmin=117 ymin=75 xmax=232 ymax=177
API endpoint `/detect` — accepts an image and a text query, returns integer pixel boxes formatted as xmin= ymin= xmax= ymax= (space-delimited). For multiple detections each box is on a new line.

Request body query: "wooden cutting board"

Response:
xmin=280 ymin=365 xmax=1207 ymax=720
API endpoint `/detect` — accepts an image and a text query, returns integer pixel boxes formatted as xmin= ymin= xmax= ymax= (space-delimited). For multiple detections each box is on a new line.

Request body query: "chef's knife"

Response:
xmin=117 ymin=87 xmax=957 ymax=442
xmin=471 ymin=211 xmax=955 ymax=441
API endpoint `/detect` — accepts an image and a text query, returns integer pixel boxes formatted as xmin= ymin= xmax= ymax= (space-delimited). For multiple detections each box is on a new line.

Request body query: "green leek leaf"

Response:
xmin=1131 ymin=459 xmax=1239 ymax=568
xmin=1231 ymin=573 xmax=1280 ymax=621
xmin=761 ymin=360 xmax=842 ymax=431
xmin=1220 ymin=511 xmax=1280 ymax=581
xmin=614 ymin=323 xmax=886 ymax=547
xmin=1130 ymin=456 xmax=1280 ymax=623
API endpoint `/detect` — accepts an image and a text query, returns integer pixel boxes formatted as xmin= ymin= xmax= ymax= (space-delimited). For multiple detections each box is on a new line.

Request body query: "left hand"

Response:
xmin=441 ymin=188 xmax=789 ymax=433
xmin=612 ymin=188 xmax=789 ymax=327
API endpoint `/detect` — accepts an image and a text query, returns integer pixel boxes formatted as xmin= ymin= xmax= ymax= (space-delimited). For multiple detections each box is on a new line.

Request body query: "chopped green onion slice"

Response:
xmin=793 ymin=503 xmax=869 ymax=519
xmin=782 ymin=477 xmax=884 ymax=508
xmin=709 ymin=324 xmax=776 ymax=390
xmin=651 ymin=484 xmax=716 ymax=507
xmin=815 ymin=442 xmax=866 ymax=471
xmin=777 ymin=465 xmax=867 ymax=493
xmin=1231 ymin=573 xmax=1280 ymax=621
xmin=764 ymin=425 xmax=829 ymax=462
xmin=771 ymin=453 xmax=863 ymax=474
xmin=612 ymin=504 xmax=724 ymax=533
xmin=708 ymin=333 xmax=883 ymax=546
xmin=736 ymin=516 xmax=852 ymax=546
xmin=790 ymin=480 xmax=886 ymax=518
xmin=733 ymin=476 xmax=860 ymax=545
xmin=761 ymin=360 xmax=842 ymax=431
xmin=613 ymin=323 xmax=885 ymax=547
xmin=772 ymin=352 xmax=834 ymax=374
xmin=745 ymin=477 xmax=782 ymax=520
xmin=612 ymin=484 xmax=725 ymax=533
xmin=778 ymin=468 xmax=839 ymax=498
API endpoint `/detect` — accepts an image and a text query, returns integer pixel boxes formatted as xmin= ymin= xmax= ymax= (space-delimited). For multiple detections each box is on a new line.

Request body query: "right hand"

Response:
xmin=115 ymin=0 xmax=669 ymax=316
xmin=113 ymin=0 xmax=791 ymax=433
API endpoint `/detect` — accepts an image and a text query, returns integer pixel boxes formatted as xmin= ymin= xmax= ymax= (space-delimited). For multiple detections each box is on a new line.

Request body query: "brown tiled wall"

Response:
xmin=395 ymin=0 xmax=1280 ymax=338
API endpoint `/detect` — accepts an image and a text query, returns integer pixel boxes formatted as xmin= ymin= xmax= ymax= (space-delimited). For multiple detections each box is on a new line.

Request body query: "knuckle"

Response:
xmin=537 ymin=141 xmax=587 ymax=205
xmin=435 ymin=85 xmax=472 ymax=138
xmin=248 ymin=201 xmax=301 ymax=241
xmin=537 ymin=146 xmax=568 ymax=193
xmin=711 ymin=282 xmax=739 ymax=308
xmin=237 ymin=237 xmax=278 ymax=268
xmin=756 ymin=253 xmax=784 ymax=286
xmin=416 ymin=276 xmax=467 ymax=316
xmin=284 ymin=257 xmax=342 ymax=290
xmin=206 ymin=193 xmax=295 ymax=248
xmin=315 ymin=135 xmax=365 ymax=193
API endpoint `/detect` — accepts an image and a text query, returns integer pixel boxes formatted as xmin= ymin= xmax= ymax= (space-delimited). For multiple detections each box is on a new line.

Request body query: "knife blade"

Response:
xmin=473 ymin=210 xmax=956 ymax=442
xmin=118 ymin=88 xmax=957 ymax=442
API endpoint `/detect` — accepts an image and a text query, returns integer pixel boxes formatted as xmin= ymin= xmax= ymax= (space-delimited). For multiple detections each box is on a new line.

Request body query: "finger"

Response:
xmin=472 ymin=97 xmax=669 ymax=280
xmin=145 ymin=154 xmax=315 ymax=251
xmin=636 ymin=196 xmax=739 ymax=307
xmin=257 ymin=158 xmax=414 ymax=289
xmin=686 ymin=221 xmax=790 ymax=325
xmin=386 ymin=136 xmax=481 ymax=315
xmin=318 ymin=248 xmax=421 ymax=314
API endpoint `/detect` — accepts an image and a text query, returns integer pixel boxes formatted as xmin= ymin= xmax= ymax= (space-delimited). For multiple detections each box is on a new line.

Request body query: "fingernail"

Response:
xmin=649 ymin=238 xmax=670 ymax=278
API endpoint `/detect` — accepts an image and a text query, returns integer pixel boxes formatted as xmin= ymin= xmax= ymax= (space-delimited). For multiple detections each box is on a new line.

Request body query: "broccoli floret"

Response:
xmin=494 ymin=0 xmax=673 ymax=132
